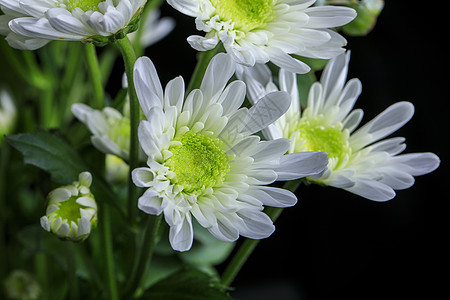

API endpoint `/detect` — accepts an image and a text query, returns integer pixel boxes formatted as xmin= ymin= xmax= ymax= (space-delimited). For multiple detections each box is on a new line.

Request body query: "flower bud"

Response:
xmin=342 ymin=0 xmax=384 ymax=36
xmin=40 ymin=172 xmax=97 ymax=242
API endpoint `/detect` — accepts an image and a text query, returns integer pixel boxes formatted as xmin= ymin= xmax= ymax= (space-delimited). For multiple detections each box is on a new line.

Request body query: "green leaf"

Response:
xmin=6 ymin=130 xmax=122 ymax=214
xmin=141 ymin=269 xmax=234 ymax=300
xmin=6 ymin=130 xmax=88 ymax=185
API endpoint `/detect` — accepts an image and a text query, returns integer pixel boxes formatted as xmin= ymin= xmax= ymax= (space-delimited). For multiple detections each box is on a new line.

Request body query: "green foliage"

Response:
xmin=142 ymin=269 xmax=234 ymax=300
xmin=6 ymin=130 xmax=87 ymax=185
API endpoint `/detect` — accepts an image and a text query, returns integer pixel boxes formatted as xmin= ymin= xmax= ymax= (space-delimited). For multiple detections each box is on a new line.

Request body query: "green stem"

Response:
xmin=115 ymin=37 xmax=140 ymax=223
xmin=84 ymin=43 xmax=104 ymax=109
xmin=186 ymin=46 xmax=222 ymax=94
xmin=220 ymin=180 xmax=302 ymax=287
xmin=101 ymin=204 xmax=119 ymax=300
xmin=123 ymin=214 xmax=162 ymax=298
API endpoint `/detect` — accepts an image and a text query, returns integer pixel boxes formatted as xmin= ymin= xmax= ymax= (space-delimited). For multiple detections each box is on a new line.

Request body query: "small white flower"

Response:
xmin=0 ymin=0 xmax=146 ymax=50
xmin=40 ymin=172 xmax=97 ymax=242
xmin=128 ymin=8 xmax=175 ymax=48
xmin=167 ymin=0 xmax=356 ymax=73
xmin=237 ymin=52 xmax=440 ymax=201
xmin=0 ymin=90 xmax=16 ymax=143
xmin=132 ymin=53 xmax=328 ymax=251
xmin=72 ymin=103 xmax=132 ymax=160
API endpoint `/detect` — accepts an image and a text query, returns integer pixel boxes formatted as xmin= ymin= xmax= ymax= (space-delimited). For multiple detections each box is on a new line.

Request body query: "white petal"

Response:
xmin=166 ymin=0 xmax=199 ymax=17
xmin=77 ymin=217 xmax=91 ymax=236
xmin=208 ymin=213 xmax=239 ymax=242
xmin=76 ymin=196 xmax=96 ymax=209
xmin=40 ymin=216 xmax=51 ymax=232
xmin=305 ymin=6 xmax=356 ymax=28
xmin=164 ymin=76 xmax=185 ymax=113
xmin=247 ymin=186 xmax=298 ymax=208
xmin=133 ymin=56 xmax=164 ymax=119
xmin=45 ymin=8 xmax=93 ymax=36
xmin=137 ymin=189 xmax=164 ymax=215
xmin=242 ymin=91 xmax=291 ymax=135
xmin=78 ymin=171 xmax=92 ymax=187
xmin=266 ymin=47 xmax=311 ymax=74
xmin=321 ymin=52 xmax=350 ymax=108
xmin=393 ymin=152 xmax=440 ymax=176
xmin=4 ymin=32 xmax=49 ymax=50
xmin=345 ymin=178 xmax=395 ymax=201
xmin=274 ymin=151 xmax=328 ymax=180
xmin=200 ymin=53 xmax=235 ymax=100
xmin=250 ymin=139 xmax=290 ymax=163
xmin=132 ymin=167 xmax=155 ymax=187
xmin=169 ymin=213 xmax=193 ymax=252
xmin=187 ymin=34 xmax=218 ymax=51
xmin=350 ymin=102 xmax=415 ymax=150
xmin=218 ymin=80 xmax=246 ymax=116
xmin=9 ymin=17 xmax=83 ymax=40
xmin=236 ymin=209 xmax=275 ymax=239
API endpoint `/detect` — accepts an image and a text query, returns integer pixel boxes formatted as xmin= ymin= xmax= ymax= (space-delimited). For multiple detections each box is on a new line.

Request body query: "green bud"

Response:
xmin=343 ymin=0 xmax=384 ymax=36
xmin=40 ymin=172 xmax=97 ymax=242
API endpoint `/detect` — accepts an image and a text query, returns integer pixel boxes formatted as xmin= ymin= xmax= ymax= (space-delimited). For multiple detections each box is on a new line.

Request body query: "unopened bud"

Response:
xmin=40 ymin=172 xmax=97 ymax=242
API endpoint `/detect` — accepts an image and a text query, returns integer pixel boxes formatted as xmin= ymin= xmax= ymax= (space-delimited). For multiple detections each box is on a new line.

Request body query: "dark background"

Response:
xmin=147 ymin=2 xmax=448 ymax=300
xmin=1 ymin=1 xmax=446 ymax=299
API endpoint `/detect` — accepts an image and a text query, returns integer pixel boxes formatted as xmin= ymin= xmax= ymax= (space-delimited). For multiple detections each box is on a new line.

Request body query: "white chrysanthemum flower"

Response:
xmin=0 ymin=90 xmax=16 ymax=143
xmin=167 ymin=0 xmax=356 ymax=73
xmin=237 ymin=52 xmax=440 ymax=201
xmin=0 ymin=0 xmax=146 ymax=50
xmin=132 ymin=53 xmax=328 ymax=251
xmin=128 ymin=8 xmax=175 ymax=48
xmin=40 ymin=172 xmax=97 ymax=242
xmin=72 ymin=102 xmax=145 ymax=161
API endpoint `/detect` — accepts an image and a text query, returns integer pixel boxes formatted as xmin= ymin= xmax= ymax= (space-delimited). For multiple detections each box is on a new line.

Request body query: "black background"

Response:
xmin=145 ymin=2 xmax=448 ymax=300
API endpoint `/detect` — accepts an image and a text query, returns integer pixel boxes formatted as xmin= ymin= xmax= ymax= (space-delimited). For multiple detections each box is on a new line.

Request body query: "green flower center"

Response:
xmin=295 ymin=117 xmax=351 ymax=165
xmin=56 ymin=196 xmax=83 ymax=223
xmin=65 ymin=0 xmax=103 ymax=12
xmin=107 ymin=118 xmax=130 ymax=152
xmin=209 ymin=0 xmax=276 ymax=32
xmin=165 ymin=131 xmax=230 ymax=195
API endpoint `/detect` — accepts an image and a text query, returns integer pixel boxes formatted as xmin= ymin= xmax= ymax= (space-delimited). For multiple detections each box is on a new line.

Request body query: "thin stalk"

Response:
xmin=123 ymin=214 xmax=162 ymax=298
xmin=220 ymin=180 xmax=302 ymax=287
xmin=84 ymin=43 xmax=104 ymax=109
xmin=115 ymin=37 xmax=140 ymax=223
xmin=101 ymin=204 xmax=119 ymax=300
xmin=186 ymin=46 xmax=221 ymax=94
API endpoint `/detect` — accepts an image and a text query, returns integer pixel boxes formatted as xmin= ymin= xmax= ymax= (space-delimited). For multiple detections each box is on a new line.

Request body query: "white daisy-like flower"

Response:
xmin=40 ymin=171 xmax=98 ymax=242
xmin=237 ymin=52 xmax=440 ymax=201
xmin=132 ymin=53 xmax=328 ymax=251
xmin=72 ymin=103 xmax=132 ymax=160
xmin=72 ymin=102 xmax=146 ymax=163
xmin=166 ymin=0 xmax=356 ymax=73
xmin=0 ymin=0 xmax=146 ymax=50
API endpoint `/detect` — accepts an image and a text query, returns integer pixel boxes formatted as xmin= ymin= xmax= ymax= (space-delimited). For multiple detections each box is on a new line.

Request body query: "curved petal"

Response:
xmin=133 ymin=56 xmax=164 ymax=119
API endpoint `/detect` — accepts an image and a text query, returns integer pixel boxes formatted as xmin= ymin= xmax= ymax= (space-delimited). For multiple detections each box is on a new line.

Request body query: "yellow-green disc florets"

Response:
xmin=107 ymin=117 xmax=130 ymax=151
xmin=295 ymin=116 xmax=351 ymax=167
xmin=165 ymin=131 xmax=230 ymax=195
xmin=65 ymin=0 xmax=103 ymax=12
xmin=209 ymin=0 xmax=276 ymax=32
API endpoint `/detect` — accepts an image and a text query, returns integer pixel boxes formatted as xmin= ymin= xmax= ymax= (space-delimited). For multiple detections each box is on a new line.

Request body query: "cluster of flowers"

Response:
xmin=0 ymin=0 xmax=439 ymax=251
